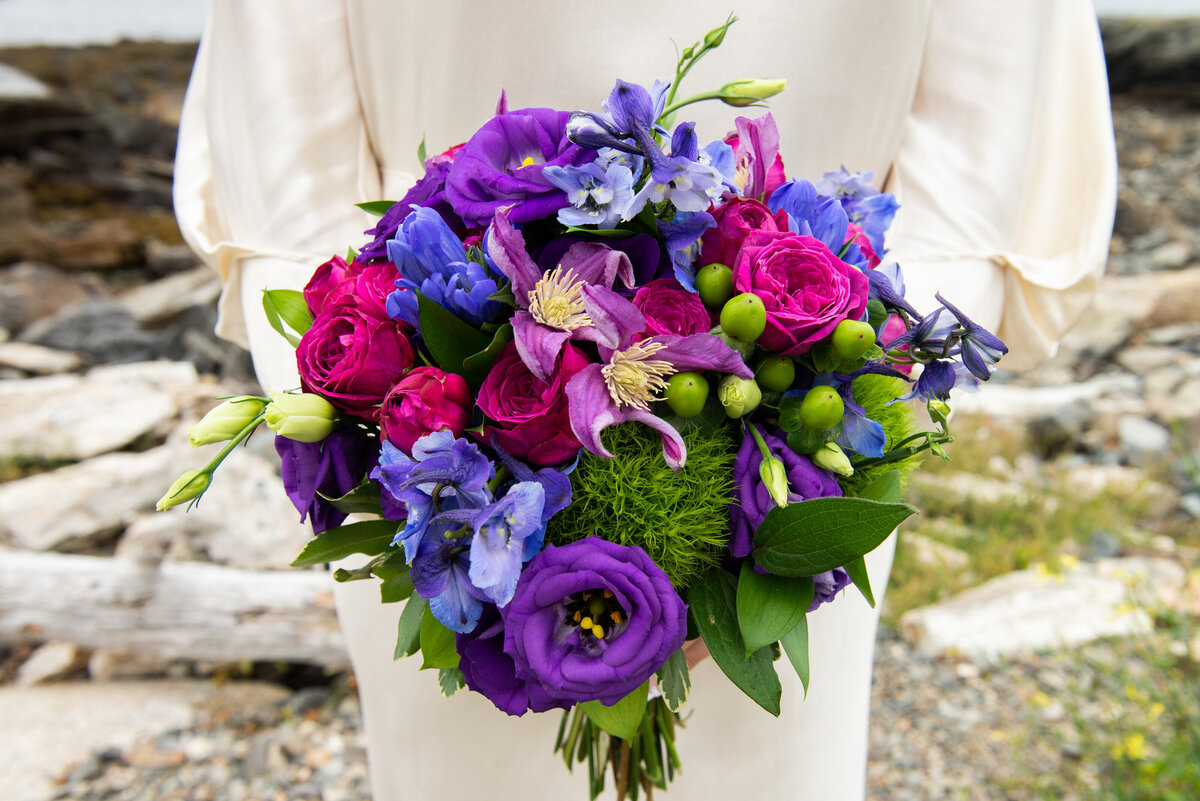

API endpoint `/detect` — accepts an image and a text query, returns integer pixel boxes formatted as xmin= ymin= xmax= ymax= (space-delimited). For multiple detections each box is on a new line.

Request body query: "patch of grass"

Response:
xmin=883 ymin=414 xmax=1158 ymax=623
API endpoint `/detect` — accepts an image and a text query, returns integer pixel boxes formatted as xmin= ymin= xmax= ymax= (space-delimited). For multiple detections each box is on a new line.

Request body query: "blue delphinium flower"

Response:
xmin=816 ymin=167 xmax=899 ymax=255
xmin=658 ymin=210 xmax=716 ymax=290
xmin=410 ymin=536 xmax=483 ymax=633
xmin=468 ymin=481 xmax=546 ymax=607
xmin=625 ymin=122 xmax=727 ymax=218
xmin=543 ymin=159 xmax=637 ymax=228
xmin=371 ymin=431 xmax=494 ymax=563
xmin=384 ymin=206 xmax=501 ymax=327
xmin=935 ymin=293 xmax=1009 ymax=381
xmin=767 ymin=178 xmax=849 ymax=254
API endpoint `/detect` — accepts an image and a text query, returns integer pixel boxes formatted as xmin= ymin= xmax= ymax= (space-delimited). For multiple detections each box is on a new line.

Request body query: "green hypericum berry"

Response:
xmin=755 ymin=355 xmax=795 ymax=393
xmin=695 ymin=263 xmax=735 ymax=309
xmin=719 ymin=293 xmax=766 ymax=343
xmin=830 ymin=319 xmax=877 ymax=361
xmin=799 ymin=386 xmax=845 ymax=430
xmin=664 ymin=372 xmax=710 ymax=418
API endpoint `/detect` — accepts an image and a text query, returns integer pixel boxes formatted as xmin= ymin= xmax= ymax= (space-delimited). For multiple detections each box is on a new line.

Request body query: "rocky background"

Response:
xmin=1 ymin=20 xmax=1199 ymax=801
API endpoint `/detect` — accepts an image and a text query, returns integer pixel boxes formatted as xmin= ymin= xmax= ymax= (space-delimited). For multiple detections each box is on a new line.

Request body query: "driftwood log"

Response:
xmin=0 ymin=548 xmax=348 ymax=667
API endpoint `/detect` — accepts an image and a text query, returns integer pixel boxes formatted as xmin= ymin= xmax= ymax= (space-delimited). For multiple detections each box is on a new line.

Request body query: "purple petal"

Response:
xmin=652 ymin=333 xmax=754 ymax=378
xmin=579 ymin=284 xmax=645 ymax=351
xmin=558 ymin=242 xmax=635 ymax=291
xmin=735 ymin=113 xmax=780 ymax=200
xmin=485 ymin=207 xmax=542 ymax=305
xmin=512 ymin=311 xmax=572 ymax=382
xmin=624 ymin=407 xmax=687 ymax=472
xmin=565 ymin=364 xmax=626 ymax=460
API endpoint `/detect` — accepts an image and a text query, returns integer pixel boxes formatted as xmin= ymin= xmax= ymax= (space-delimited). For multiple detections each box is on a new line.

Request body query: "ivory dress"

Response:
xmin=174 ymin=1 xmax=1116 ymax=798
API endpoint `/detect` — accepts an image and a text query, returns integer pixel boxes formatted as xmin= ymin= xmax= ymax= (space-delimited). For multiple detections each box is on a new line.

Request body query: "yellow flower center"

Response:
xmin=602 ymin=340 xmax=676 ymax=410
xmin=734 ymin=155 xmax=752 ymax=193
xmin=528 ymin=266 xmax=593 ymax=332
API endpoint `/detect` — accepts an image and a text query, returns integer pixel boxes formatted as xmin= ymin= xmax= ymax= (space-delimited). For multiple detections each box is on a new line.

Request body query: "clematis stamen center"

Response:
xmin=528 ymin=266 xmax=593 ymax=332
xmin=601 ymin=340 xmax=676 ymax=410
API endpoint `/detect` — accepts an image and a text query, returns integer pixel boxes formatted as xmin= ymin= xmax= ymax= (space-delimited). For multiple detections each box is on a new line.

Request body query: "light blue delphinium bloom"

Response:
xmin=935 ymin=293 xmax=1009 ymax=382
xmin=624 ymin=121 xmax=727 ymax=219
xmin=543 ymin=160 xmax=637 ymax=228
xmin=816 ymin=167 xmax=899 ymax=255
xmin=468 ymin=481 xmax=547 ymax=607
xmin=410 ymin=536 xmax=484 ymax=633
xmin=384 ymin=206 xmax=501 ymax=327
xmin=658 ymin=210 xmax=716 ymax=291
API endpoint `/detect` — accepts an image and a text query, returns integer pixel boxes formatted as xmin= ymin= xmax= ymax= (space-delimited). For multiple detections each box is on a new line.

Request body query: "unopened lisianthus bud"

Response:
xmin=812 ymin=442 xmax=854 ymax=477
xmin=719 ymin=79 xmax=787 ymax=107
xmin=717 ymin=375 xmax=762 ymax=419
xmin=927 ymin=399 xmax=952 ymax=427
xmin=759 ymin=455 xmax=790 ymax=508
xmin=187 ymin=396 xmax=267 ymax=447
xmin=264 ymin=392 xmax=338 ymax=443
xmin=156 ymin=470 xmax=211 ymax=511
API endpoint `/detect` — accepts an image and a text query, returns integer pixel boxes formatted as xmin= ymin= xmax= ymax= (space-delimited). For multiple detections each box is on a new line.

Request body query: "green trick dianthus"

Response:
xmin=841 ymin=374 xmax=922 ymax=497
xmin=546 ymin=423 xmax=736 ymax=589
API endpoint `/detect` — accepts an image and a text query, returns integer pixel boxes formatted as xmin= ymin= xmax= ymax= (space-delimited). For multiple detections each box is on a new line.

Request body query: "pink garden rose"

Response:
xmin=698 ymin=198 xmax=788 ymax=269
xmin=296 ymin=296 xmax=416 ymax=418
xmin=477 ymin=342 xmax=587 ymax=466
xmin=378 ymin=367 xmax=473 ymax=455
xmin=732 ymin=230 xmax=870 ymax=356
xmin=632 ymin=278 xmax=713 ymax=337
xmin=303 ymin=256 xmax=399 ymax=317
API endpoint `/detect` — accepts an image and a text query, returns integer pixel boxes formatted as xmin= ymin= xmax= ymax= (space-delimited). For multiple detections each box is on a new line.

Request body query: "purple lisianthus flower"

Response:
xmin=276 ymin=429 xmax=373 ymax=534
xmin=810 ymin=568 xmax=852 ymax=612
xmin=730 ymin=424 xmax=842 ymax=558
xmin=457 ymin=605 xmax=569 ymax=716
xmin=359 ymin=152 xmax=461 ymax=262
xmin=445 ymin=108 xmax=589 ymax=228
xmin=502 ymin=538 xmax=687 ymax=706
xmin=565 ymin=284 xmax=752 ymax=471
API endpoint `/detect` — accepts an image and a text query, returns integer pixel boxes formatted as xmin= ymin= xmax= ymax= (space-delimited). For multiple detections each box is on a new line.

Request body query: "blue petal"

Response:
xmin=837 ymin=398 xmax=887 ymax=458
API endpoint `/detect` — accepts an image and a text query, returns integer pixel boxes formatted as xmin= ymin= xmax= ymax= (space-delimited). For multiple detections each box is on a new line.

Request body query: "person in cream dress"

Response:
xmin=174 ymin=1 xmax=1116 ymax=798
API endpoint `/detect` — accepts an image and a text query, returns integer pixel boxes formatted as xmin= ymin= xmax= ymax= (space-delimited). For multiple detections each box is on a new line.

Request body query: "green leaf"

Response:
xmin=688 ymin=568 xmax=781 ymax=716
xmin=419 ymin=607 xmax=460 ymax=670
xmin=290 ymin=520 xmax=398 ymax=567
xmin=394 ymin=595 xmax=427 ymax=660
xmin=561 ymin=225 xmax=636 ymax=239
xmin=346 ymin=246 xmax=359 ymax=262
xmin=355 ymin=200 xmax=397 ymax=217
xmin=580 ymin=680 xmax=649 ymax=740
xmin=460 ymin=323 xmax=514 ymax=388
xmin=858 ymin=469 xmax=902 ymax=504
xmin=261 ymin=289 xmax=313 ymax=347
xmin=861 ymin=344 xmax=886 ymax=362
xmin=843 ymin=556 xmax=875 ymax=608
xmin=735 ymin=562 xmax=814 ymax=656
xmin=416 ymin=292 xmax=491 ymax=377
xmin=318 ymin=478 xmax=384 ymax=515
xmin=779 ymin=617 xmax=810 ymax=696
xmin=656 ymin=649 xmax=691 ymax=713
xmin=751 ymin=497 xmax=916 ymax=576
xmin=379 ymin=570 xmax=414 ymax=604
xmin=784 ymin=422 xmax=842 ymax=455
xmin=417 ymin=135 xmax=427 ymax=164
xmin=438 ymin=667 xmax=465 ymax=697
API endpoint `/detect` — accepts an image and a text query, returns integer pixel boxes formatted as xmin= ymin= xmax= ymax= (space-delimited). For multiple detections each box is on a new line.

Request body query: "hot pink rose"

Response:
xmin=477 ymin=342 xmax=587 ymax=466
xmin=296 ymin=296 xmax=416 ymax=418
xmin=632 ymin=278 xmax=713 ymax=337
xmin=303 ymin=257 xmax=399 ymax=317
xmin=378 ymin=367 xmax=473 ymax=454
xmin=733 ymin=231 xmax=870 ymax=356
xmin=698 ymin=198 xmax=788 ymax=269
xmin=846 ymin=222 xmax=880 ymax=268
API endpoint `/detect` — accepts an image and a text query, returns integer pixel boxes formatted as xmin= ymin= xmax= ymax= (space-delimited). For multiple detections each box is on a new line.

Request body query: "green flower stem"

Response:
xmin=487 ymin=465 xmax=510 ymax=493
xmin=660 ymin=90 xmax=725 ymax=116
xmin=200 ymin=412 xmax=267 ymax=477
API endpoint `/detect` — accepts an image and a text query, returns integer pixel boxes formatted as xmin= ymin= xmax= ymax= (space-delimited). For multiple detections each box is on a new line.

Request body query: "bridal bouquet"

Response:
xmin=162 ymin=17 xmax=1005 ymax=799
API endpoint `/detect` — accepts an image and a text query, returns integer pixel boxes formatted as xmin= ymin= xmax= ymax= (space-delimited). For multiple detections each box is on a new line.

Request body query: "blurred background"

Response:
xmin=1 ymin=2 xmax=1198 ymax=800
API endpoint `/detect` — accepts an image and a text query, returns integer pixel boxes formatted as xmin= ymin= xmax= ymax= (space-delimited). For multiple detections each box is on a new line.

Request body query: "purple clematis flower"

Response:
xmin=445 ymin=108 xmax=590 ymax=229
xmin=565 ymin=285 xmax=752 ymax=471
xmin=486 ymin=207 xmax=636 ymax=380
xmin=732 ymin=113 xmax=782 ymax=200
xmin=730 ymin=424 xmax=843 ymax=558
xmin=502 ymin=537 xmax=687 ymax=706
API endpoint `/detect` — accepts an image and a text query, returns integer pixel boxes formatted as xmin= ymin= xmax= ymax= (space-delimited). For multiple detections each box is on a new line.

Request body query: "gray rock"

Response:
xmin=1084 ymin=531 xmax=1123 ymax=561
xmin=1181 ymin=492 xmax=1200 ymax=519
xmin=0 ymin=342 xmax=83 ymax=375
xmin=144 ymin=239 xmax=201 ymax=276
xmin=0 ymin=64 xmax=50 ymax=100
xmin=899 ymin=557 xmax=1186 ymax=662
xmin=15 ymin=642 xmax=87 ymax=687
xmin=1116 ymin=415 xmax=1172 ymax=465
xmin=1115 ymin=344 xmax=1191 ymax=374
xmin=903 ymin=533 xmax=970 ymax=572
xmin=0 ymin=262 xmax=102 ymax=336
xmin=18 ymin=299 xmax=158 ymax=364
xmin=0 ymin=360 xmax=197 ymax=461
xmin=87 ymin=649 xmax=176 ymax=682
xmin=1026 ymin=399 xmax=1093 ymax=457
xmin=1148 ymin=240 xmax=1191 ymax=271
xmin=0 ymin=680 xmax=289 ymax=801
xmin=0 ymin=446 xmax=175 ymax=551
xmin=118 ymin=266 xmax=221 ymax=326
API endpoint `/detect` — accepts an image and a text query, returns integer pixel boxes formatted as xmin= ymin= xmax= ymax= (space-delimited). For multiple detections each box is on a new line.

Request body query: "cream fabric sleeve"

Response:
xmin=885 ymin=0 xmax=1117 ymax=372
xmin=174 ymin=0 xmax=382 ymax=387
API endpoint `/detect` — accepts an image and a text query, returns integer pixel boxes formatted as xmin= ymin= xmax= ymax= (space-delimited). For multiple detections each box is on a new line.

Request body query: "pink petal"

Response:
xmin=512 ymin=312 xmax=572 ymax=382
xmin=565 ymin=364 xmax=626 ymax=459
xmin=652 ymin=333 xmax=754 ymax=378
xmin=624 ymin=408 xmax=688 ymax=472
xmin=559 ymin=242 xmax=635 ymax=291
xmin=486 ymin=207 xmax=542 ymax=305
xmin=579 ymin=284 xmax=645 ymax=351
